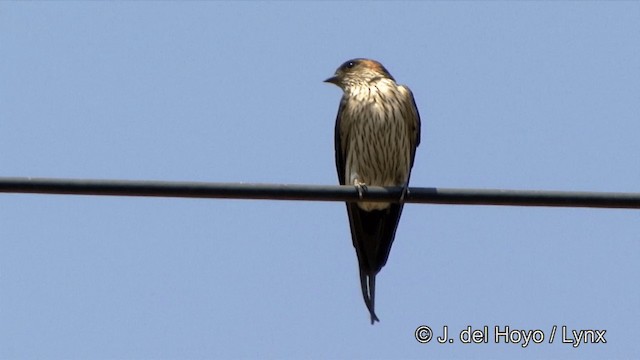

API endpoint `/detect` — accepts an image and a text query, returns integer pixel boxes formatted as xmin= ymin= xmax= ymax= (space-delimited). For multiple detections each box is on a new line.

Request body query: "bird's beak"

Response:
xmin=324 ymin=76 xmax=339 ymax=85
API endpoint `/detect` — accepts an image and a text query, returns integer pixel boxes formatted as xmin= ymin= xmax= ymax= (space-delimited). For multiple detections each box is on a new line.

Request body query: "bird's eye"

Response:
xmin=339 ymin=60 xmax=358 ymax=72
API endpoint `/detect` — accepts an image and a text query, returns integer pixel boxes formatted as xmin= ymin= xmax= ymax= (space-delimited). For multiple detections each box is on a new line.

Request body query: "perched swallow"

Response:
xmin=326 ymin=58 xmax=421 ymax=324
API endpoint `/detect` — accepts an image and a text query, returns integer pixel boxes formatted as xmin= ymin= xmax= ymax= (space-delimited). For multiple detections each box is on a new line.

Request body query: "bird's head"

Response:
xmin=324 ymin=58 xmax=395 ymax=90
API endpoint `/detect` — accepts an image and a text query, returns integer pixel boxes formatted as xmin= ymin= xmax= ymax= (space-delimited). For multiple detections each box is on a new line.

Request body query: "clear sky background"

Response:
xmin=1 ymin=2 xmax=639 ymax=359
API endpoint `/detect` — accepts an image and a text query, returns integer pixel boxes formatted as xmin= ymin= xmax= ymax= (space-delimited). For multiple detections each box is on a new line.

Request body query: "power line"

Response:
xmin=1 ymin=177 xmax=639 ymax=209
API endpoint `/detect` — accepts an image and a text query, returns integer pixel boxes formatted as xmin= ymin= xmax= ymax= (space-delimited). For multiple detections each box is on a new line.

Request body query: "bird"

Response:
xmin=325 ymin=58 xmax=421 ymax=324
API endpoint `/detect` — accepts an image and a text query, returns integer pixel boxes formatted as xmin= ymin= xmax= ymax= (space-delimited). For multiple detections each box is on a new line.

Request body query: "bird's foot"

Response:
xmin=399 ymin=185 xmax=409 ymax=203
xmin=353 ymin=180 xmax=367 ymax=200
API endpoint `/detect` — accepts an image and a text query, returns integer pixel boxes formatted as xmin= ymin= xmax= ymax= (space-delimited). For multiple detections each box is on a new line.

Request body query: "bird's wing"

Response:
xmin=347 ymin=202 xmax=404 ymax=274
xmin=400 ymin=85 xmax=421 ymax=169
xmin=334 ymin=97 xmax=348 ymax=186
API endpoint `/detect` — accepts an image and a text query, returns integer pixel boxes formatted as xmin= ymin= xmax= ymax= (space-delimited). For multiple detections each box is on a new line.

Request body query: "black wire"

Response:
xmin=1 ymin=177 xmax=639 ymax=209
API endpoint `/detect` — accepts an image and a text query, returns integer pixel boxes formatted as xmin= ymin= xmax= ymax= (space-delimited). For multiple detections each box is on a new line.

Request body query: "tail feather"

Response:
xmin=367 ymin=273 xmax=378 ymax=324
xmin=359 ymin=270 xmax=380 ymax=323
xmin=347 ymin=202 xmax=404 ymax=324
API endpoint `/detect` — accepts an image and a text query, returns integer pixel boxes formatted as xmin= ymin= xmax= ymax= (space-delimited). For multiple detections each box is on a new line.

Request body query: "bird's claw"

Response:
xmin=354 ymin=181 xmax=367 ymax=200
xmin=399 ymin=186 xmax=409 ymax=203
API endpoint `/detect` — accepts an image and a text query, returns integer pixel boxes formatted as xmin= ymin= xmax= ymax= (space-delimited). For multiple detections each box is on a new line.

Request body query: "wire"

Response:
xmin=1 ymin=177 xmax=639 ymax=209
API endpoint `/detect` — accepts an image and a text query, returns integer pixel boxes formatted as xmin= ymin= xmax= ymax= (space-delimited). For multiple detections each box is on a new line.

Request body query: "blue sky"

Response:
xmin=1 ymin=2 xmax=639 ymax=359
